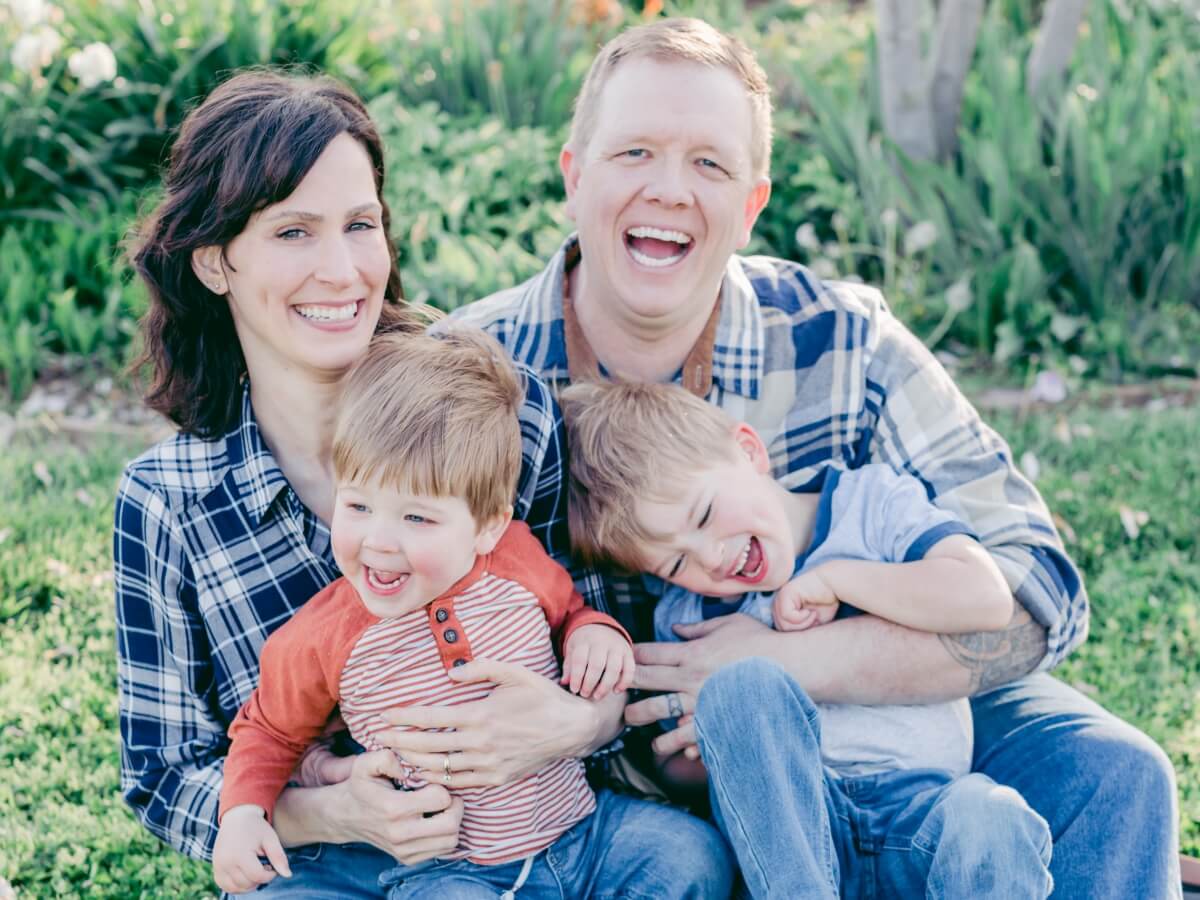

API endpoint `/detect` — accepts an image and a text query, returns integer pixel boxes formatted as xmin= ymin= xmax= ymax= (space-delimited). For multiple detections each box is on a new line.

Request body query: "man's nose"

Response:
xmin=642 ymin=159 xmax=692 ymax=208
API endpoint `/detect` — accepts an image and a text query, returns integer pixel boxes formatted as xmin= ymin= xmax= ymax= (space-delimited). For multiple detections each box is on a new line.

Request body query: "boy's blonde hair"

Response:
xmin=568 ymin=17 xmax=773 ymax=180
xmin=333 ymin=327 xmax=523 ymax=524
xmin=561 ymin=380 xmax=740 ymax=572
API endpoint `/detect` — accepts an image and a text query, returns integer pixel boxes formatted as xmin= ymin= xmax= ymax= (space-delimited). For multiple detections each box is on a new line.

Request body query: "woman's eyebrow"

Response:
xmin=264 ymin=202 xmax=381 ymax=222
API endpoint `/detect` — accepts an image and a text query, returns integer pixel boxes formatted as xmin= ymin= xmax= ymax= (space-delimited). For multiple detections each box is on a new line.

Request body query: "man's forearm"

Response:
xmin=767 ymin=602 xmax=1048 ymax=704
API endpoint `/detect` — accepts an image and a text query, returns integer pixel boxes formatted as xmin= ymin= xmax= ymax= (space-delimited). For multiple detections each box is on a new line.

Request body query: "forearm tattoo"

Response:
xmin=938 ymin=603 xmax=1048 ymax=695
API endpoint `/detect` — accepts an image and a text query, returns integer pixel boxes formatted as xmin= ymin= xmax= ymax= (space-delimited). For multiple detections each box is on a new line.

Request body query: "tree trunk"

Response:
xmin=930 ymin=0 xmax=985 ymax=160
xmin=1026 ymin=0 xmax=1088 ymax=97
xmin=875 ymin=0 xmax=938 ymax=160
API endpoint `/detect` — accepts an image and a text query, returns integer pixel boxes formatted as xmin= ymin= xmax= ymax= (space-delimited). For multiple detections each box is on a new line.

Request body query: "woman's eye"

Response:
xmin=348 ymin=220 xmax=377 ymax=232
xmin=278 ymin=227 xmax=307 ymax=241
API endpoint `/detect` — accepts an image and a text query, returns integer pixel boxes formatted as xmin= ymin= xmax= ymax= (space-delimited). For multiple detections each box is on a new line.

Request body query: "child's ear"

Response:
xmin=731 ymin=423 xmax=770 ymax=474
xmin=473 ymin=506 xmax=513 ymax=555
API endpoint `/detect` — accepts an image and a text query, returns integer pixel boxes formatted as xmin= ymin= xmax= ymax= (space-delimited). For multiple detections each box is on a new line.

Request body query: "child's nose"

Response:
xmin=700 ymin=540 xmax=726 ymax=574
xmin=365 ymin=526 xmax=402 ymax=554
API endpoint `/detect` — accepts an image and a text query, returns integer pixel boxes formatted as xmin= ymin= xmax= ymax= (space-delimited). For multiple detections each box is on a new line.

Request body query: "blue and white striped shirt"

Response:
xmin=113 ymin=370 xmax=593 ymax=861
xmin=451 ymin=235 xmax=1088 ymax=662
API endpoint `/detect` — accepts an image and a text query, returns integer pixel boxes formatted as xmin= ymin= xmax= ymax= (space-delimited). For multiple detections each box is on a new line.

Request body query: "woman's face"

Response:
xmin=216 ymin=132 xmax=391 ymax=381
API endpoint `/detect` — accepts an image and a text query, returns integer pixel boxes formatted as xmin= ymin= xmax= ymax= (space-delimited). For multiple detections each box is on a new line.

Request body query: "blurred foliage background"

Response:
xmin=1 ymin=0 xmax=1198 ymax=405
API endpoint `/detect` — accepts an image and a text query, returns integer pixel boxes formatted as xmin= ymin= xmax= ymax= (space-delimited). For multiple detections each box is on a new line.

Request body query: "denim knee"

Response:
xmin=917 ymin=774 xmax=1052 ymax=870
xmin=696 ymin=657 xmax=821 ymax=741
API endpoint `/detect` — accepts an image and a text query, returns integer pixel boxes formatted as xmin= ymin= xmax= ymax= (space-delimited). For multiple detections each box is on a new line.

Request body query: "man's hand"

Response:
xmin=773 ymin=567 xmax=840 ymax=632
xmin=212 ymin=805 xmax=291 ymax=894
xmin=561 ymin=624 xmax=634 ymax=699
xmin=375 ymin=659 xmax=623 ymax=789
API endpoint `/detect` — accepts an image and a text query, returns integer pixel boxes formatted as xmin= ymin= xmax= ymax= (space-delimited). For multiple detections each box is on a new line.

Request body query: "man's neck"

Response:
xmin=568 ymin=263 xmax=719 ymax=384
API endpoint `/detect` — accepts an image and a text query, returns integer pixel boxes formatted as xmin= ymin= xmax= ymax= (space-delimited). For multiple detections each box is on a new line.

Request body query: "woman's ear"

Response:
xmin=191 ymin=246 xmax=227 ymax=295
xmin=473 ymin=506 xmax=514 ymax=555
xmin=731 ymin=422 xmax=770 ymax=474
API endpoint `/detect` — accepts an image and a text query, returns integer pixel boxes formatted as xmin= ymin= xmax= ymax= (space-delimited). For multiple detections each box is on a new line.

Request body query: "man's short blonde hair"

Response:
xmin=568 ymin=17 xmax=773 ymax=180
xmin=333 ymin=327 xmax=523 ymax=524
xmin=561 ymin=380 xmax=740 ymax=573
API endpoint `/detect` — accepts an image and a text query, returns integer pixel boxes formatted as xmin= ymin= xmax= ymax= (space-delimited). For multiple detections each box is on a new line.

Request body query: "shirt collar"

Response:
xmin=551 ymin=234 xmax=765 ymax=399
xmin=226 ymin=380 xmax=292 ymax=526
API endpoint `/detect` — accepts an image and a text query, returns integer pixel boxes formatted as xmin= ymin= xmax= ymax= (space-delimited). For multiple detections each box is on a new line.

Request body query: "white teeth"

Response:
xmin=367 ymin=568 xmax=406 ymax=590
xmin=628 ymin=246 xmax=684 ymax=268
xmin=627 ymin=225 xmax=692 ymax=245
xmin=295 ymin=303 xmax=357 ymax=322
xmin=733 ymin=541 xmax=750 ymax=576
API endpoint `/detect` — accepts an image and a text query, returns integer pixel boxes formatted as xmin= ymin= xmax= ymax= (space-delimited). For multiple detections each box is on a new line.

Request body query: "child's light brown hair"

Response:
xmin=333 ymin=327 xmax=523 ymax=523
xmin=568 ymin=17 xmax=774 ymax=180
xmin=561 ymin=380 xmax=741 ymax=572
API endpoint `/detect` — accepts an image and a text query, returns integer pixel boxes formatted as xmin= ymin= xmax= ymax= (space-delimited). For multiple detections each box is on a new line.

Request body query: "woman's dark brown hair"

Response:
xmin=130 ymin=67 xmax=422 ymax=437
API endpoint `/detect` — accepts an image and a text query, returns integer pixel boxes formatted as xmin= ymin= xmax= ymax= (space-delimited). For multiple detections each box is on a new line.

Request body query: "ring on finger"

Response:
xmin=665 ymin=692 xmax=684 ymax=719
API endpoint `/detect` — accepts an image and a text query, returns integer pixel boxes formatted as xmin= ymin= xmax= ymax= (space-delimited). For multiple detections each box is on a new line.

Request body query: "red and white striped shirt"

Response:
xmin=220 ymin=521 xmax=629 ymax=864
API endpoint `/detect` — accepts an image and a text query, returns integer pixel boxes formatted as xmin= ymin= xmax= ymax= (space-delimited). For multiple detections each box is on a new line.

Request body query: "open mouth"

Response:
xmin=624 ymin=225 xmax=693 ymax=269
xmin=293 ymin=299 xmax=363 ymax=323
xmin=365 ymin=566 xmax=410 ymax=596
xmin=728 ymin=537 xmax=766 ymax=583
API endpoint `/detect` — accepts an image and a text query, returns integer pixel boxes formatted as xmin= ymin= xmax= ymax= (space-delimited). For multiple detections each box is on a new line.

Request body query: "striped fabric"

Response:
xmin=341 ymin=572 xmax=594 ymax=864
xmin=450 ymin=235 xmax=1088 ymax=666
xmin=113 ymin=372 xmax=600 ymax=861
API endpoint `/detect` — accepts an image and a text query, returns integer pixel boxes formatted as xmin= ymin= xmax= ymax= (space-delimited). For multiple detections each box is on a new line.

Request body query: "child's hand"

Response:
xmin=773 ymin=567 xmax=840 ymax=632
xmin=561 ymin=624 xmax=635 ymax=699
xmin=212 ymin=804 xmax=291 ymax=894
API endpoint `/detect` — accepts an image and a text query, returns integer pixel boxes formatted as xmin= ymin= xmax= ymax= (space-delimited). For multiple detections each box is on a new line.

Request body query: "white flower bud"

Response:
xmin=10 ymin=26 xmax=61 ymax=74
xmin=67 ymin=41 xmax=117 ymax=88
xmin=794 ymin=222 xmax=820 ymax=252
xmin=903 ymin=220 xmax=939 ymax=256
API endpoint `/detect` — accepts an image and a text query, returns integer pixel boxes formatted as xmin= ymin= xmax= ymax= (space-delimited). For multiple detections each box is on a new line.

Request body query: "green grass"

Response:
xmin=0 ymin=401 xmax=1196 ymax=897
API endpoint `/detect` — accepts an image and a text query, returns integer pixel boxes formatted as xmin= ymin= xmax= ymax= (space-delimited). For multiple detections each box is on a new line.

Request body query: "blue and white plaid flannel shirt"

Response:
xmin=113 ymin=369 xmax=597 ymax=860
xmin=451 ymin=235 xmax=1088 ymax=658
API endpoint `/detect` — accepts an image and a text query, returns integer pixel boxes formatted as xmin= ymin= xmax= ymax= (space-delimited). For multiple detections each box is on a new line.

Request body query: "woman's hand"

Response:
xmin=374 ymin=659 xmax=624 ymax=789
xmin=276 ymin=749 xmax=463 ymax=865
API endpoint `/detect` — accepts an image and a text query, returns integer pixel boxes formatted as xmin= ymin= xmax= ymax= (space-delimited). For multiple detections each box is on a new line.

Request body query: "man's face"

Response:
xmin=561 ymin=57 xmax=770 ymax=332
xmin=634 ymin=426 xmax=798 ymax=597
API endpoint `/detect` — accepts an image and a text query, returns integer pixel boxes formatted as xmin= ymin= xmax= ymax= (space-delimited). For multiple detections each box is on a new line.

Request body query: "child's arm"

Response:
xmin=212 ymin=804 xmax=291 ymax=894
xmin=779 ymin=535 xmax=1013 ymax=634
xmin=561 ymin=624 xmax=635 ymax=699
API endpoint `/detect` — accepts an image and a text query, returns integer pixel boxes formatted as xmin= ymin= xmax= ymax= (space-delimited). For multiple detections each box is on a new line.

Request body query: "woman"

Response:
xmin=116 ymin=69 xmax=625 ymax=894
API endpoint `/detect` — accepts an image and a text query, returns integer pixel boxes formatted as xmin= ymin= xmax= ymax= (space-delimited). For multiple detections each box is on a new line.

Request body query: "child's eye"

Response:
xmin=698 ymin=157 xmax=727 ymax=174
xmin=667 ymin=555 xmax=685 ymax=579
xmin=405 ymin=514 xmax=429 ymax=524
xmin=620 ymin=148 xmax=648 ymax=159
xmin=348 ymin=502 xmax=369 ymax=514
xmin=698 ymin=503 xmax=713 ymax=529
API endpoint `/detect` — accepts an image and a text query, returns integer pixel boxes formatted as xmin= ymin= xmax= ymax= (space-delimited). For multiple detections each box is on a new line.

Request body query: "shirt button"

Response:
xmin=452 ymin=658 xmax=466 ymax=667
xmin=435 ymin=608 xmax=449 ymax=623
xmin=443 ymin=629 xmax=458 ymax=643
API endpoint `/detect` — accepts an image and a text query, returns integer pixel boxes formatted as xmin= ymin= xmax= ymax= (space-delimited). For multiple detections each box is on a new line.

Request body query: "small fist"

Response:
xmin=212 ymin=804 xmax=292 ymax=894
xmin=773 ymin=567 xmax=840 ymax=632
xmin=561 ymin=624 xmax=635 ymax=699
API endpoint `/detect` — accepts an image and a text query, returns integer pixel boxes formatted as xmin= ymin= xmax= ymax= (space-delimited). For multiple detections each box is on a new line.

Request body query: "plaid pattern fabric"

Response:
xmin=451 ymin=235 xmax=1088 ymax=664
xmin=113 ymin=370 xmax=591 ymax=861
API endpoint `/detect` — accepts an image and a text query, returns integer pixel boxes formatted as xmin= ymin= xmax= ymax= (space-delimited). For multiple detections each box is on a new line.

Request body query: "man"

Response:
xmin=452 ymin=17 xmax=1179 ymax=898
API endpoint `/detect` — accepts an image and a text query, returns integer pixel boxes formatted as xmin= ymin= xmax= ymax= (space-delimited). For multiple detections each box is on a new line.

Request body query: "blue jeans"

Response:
xmin=249 ymin=789 xmax=732 ymax=898
xmin=694 ymin=658 xmax=1054 ymax=899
